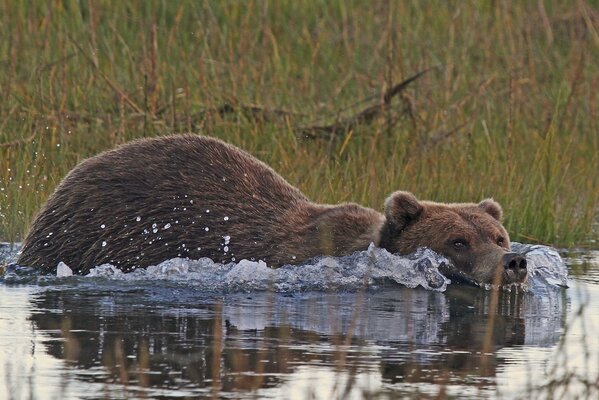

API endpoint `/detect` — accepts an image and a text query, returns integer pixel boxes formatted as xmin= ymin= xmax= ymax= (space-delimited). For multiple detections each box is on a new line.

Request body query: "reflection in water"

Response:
xmin=27 ymin=283 xmax=567 ymax=398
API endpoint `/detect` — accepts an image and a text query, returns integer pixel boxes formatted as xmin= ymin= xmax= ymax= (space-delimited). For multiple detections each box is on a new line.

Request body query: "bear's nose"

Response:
xmin=502 ymin=252 xmax=527 ymax=283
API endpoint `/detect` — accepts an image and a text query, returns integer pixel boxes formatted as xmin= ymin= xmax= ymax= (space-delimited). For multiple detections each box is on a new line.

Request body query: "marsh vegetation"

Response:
xmin=0 ymin=1 xmax=598 ymax=245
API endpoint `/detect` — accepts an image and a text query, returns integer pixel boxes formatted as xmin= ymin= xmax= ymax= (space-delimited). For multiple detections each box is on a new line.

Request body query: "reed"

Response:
xmin=1 ymin=0 xmax=598 ymax=247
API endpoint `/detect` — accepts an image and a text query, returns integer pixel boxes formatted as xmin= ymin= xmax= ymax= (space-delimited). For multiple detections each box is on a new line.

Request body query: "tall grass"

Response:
xmin=0 ymin=0 xmax=598 ymax=246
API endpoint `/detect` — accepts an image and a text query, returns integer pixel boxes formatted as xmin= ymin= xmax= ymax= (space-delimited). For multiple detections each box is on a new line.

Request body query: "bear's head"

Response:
xmin=379 ymin=191 xmax=527 ymax=285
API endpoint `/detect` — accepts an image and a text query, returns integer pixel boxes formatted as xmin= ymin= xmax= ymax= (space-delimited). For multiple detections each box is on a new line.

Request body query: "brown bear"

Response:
xmin=17 ymin=134 xmax=527 ymax=285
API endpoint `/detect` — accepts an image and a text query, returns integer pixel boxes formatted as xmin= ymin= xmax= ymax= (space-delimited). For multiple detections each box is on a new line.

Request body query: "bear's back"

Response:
xmin=18 ymin=135 xmax=309 ymax=272
xmin=69 ymin=135 xmax=306 ymax=205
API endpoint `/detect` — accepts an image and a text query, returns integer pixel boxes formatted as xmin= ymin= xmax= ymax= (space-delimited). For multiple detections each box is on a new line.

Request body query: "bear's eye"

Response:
xmin=452 ymin=239 xmax=469 ymax=250
xmin=497 ymin=237 xmax=505 ymax=246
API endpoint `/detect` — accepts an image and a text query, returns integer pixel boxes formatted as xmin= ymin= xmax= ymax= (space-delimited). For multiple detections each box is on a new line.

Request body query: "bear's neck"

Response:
xmin=290 ymin=202 xmax=385 ymax=258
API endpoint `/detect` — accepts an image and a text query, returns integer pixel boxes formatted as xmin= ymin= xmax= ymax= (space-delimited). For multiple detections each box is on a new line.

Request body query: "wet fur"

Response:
xmin=18 ymin=135 xmax=383 ymax=273
xmin=18 ymin=134 xmax=516 ymax=284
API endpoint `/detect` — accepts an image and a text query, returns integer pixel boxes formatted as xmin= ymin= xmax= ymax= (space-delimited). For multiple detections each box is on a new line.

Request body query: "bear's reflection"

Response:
xmin=29 ymin=285 xmax=566 ymax=393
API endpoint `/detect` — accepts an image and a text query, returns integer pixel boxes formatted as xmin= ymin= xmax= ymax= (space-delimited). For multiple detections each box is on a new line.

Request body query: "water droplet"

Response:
xmin=102 ymin=241 xmax=107 ymax=247
xmin=205 ymin=227 xmax=209 ymax=231
xmin=136 ymin=216 xmax=141 ymax=222
xmin=223 ymin=216 xmax=229 ymax=221
xmin=223 ymin=246 xmax=229 ymax=252
xmin=223 ymin=235 xmax=231 ymax=245
xmin=164 ymin=223 xmax=171 ymax=229
xmin=206 ymin=209 xmax=210 ymax=213
xmin=100 ymin=224 xmax=105 ymax=229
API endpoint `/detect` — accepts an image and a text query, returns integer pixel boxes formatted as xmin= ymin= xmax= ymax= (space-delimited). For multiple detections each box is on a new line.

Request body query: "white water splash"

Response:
xmin=1 ymin=242 xmax=568 ymax=293
xmin=56 ymin=262 xmax=73 ymax=277
xmin=511 ymin=242 xmax=568 ymax=288
xmin=84 ymin=244 xmax=451 ymax=292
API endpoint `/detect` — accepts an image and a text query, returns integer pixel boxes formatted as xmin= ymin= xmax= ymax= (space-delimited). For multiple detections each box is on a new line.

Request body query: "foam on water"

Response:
xmin=511 ymin=242 xmax=568 ymax=290
xmin=82 ymin=244 xmax=451 ymax=292
xmin=1 ymin=242 xmax=568 ymax=293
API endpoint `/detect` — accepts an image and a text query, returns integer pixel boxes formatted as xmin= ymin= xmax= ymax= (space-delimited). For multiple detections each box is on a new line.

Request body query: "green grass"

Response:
xmin=1 ymin=0 xmax=598 ymax=246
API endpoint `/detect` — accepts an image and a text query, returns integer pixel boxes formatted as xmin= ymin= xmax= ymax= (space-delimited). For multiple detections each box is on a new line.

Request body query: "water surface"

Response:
xmin=1 ymin=243 xmax=597 ymax=399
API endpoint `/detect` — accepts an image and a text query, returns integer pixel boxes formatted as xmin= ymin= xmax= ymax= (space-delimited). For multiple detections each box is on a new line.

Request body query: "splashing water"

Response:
xmin=0 ymin=243 xmax=20 ymax=265
xmin=81 ymin=244 xmax=451 ymax=292
xmin=511 ymin=242 xmax=568 ymax=289
xmin=1 ymin=242 xmax=567 ymax=293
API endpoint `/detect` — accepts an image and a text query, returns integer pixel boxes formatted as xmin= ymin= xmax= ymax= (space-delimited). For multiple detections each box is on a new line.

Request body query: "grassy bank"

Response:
xmin=0 ymin=0 xmax=598 ymax=246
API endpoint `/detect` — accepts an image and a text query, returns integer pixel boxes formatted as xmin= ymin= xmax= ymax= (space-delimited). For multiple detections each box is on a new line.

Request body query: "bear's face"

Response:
xmin=380 ymin=191 xmax=527 ymax=285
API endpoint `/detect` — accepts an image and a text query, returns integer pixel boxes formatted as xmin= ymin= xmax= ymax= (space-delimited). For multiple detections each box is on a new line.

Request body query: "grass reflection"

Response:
xmin=22 ymin=278 xmax=582 ymax=398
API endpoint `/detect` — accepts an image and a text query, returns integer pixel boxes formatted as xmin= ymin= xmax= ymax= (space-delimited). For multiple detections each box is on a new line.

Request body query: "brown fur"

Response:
xmin=18 ymin=134 xmax=526 ymax=284
xmin=379 ymin=191 xmax=526 ymax=284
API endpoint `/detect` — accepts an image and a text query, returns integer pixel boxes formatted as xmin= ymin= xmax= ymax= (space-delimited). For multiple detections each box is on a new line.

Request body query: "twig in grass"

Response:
xmin=296 ymin=68 xmax=435 ymax=139
xmin=152 ymin=97 xmax=306 ymax=124
xmin=212 ymin=102 xmax=305 ymax=120
xmin=67 ymin=35 xmax=145 ymax=115
xmin=14 ymin=63 xmax=431 ymax=140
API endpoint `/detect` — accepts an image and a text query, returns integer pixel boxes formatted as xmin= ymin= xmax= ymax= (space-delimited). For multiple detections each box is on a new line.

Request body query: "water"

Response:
xmin=1 ymin=242 xmax=597 ymax=399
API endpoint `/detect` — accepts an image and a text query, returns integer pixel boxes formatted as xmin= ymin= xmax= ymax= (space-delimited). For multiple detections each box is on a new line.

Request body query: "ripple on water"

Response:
xmin=563 ymin=249 xmax=599 ymax=285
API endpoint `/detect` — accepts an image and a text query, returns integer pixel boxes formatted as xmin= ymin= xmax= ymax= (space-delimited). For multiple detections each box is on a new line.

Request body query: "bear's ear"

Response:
xmin=384 ymin=191 xmax=424 ymax=231
xmin=478 ymin=198 xmax=503 ymax=221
